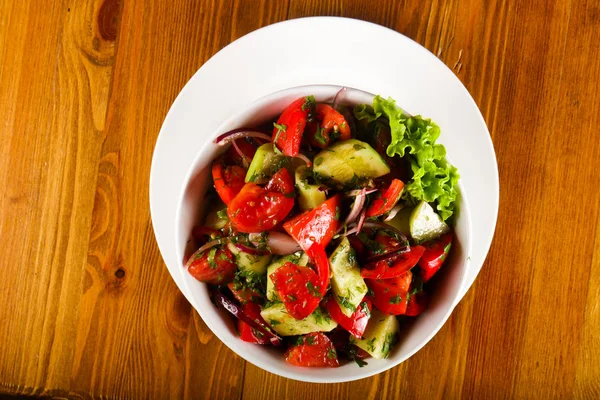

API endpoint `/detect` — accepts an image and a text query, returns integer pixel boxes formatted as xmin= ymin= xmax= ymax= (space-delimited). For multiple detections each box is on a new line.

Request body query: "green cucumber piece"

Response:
xmin=260 ymin=303 xmax=337 ymax=336
xmin=227 ymin=243 xmax=272 ymax=275
xmin=350 ymin=308 xmax=399 ymax=359
xmin=329 ymin=238 xmax=368 ymax=317
xmin=386 ymin=206 xmax=413 ymax=236
xmin=313 ymin=139 xmax=390 ymax=187
xmin=409 ymin=201 xmax=450 ymax=243
xmin=266 ymin=252 xmax=310 ymax=301
xmin=245 ymin=143 xmax=304 ymax=183
xmin=295 ymin=165 xmax=326 ymax=211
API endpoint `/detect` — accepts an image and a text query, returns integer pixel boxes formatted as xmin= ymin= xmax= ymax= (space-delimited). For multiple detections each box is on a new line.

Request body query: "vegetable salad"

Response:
xmin=186 ymin=92 xmax=459 ymax=367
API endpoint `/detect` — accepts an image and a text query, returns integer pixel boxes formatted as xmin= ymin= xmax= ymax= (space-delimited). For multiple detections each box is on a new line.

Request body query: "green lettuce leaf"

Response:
xmin=353 ymin=95 xmax=460 ymax=220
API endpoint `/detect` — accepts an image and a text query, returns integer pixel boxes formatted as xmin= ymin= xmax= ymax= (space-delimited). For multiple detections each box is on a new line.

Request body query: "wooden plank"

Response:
xmin=0 ymin=0 xmax=120 ymax=396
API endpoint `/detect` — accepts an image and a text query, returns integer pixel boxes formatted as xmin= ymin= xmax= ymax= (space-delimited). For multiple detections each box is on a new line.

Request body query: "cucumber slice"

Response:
xmin=409 ymin=201 xmax=450 ymax=243
xmin=350 ymin=308 xmax=399 ymax=359
xmin=203 ymin=199 xmax=228 ymax=230
xmin=227 ymin=243 xmax=272 ymax=275
xmin=266 ymin=252 xmax=310 ymax=301
xmin=245 ymin=143 xmax=304 ymax=183
xmin=260 ymin=303 xmax=337 ymax=336
xmin=312 ymin=139 xmax=390 ymax=187
xmin=386 ymin=206 xmax=413 ymax=236
xmin=295 ymin=165 xmax=326 ymax=211
xmin=329 ymin=238 xmax=368 ymax=317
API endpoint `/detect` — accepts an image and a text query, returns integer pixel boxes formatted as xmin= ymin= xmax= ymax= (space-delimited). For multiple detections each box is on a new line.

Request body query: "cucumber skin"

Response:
xmin=260 ymin=303 xmax=337 ymax=336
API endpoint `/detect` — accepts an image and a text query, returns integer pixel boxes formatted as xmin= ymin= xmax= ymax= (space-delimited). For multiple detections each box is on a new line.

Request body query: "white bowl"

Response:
xmin=175 ymin=85 xmax=472 ymax=383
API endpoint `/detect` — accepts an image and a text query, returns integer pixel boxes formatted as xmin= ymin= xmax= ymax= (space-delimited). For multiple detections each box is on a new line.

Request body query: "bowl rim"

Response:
xmin=173 ymin=84 xmax=473 ymax=383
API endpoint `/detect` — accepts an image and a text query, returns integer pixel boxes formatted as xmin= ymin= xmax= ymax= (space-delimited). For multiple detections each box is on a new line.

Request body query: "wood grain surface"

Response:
xmin=1 ymin=0 xmax=599 ymax=398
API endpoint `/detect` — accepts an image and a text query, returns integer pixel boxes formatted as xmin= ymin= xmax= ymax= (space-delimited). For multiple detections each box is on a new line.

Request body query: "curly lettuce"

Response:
xmin=354 ymin=96 xmax=459 ymax=220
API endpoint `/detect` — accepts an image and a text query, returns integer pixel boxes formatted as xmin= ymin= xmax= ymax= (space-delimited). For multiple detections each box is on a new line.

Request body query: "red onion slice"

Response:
xmin=366 ymin=245 xmax=411 ymax=264
xmin=196 ymin=238 xmax=226 ymax=255
xmin=345 ymin=188 xmax=378 ymax=197
xmin=362 ymin=221 xmax=409 ymax=244
xmin=294 ymin=153 xmax=313 ymax=167
xmin=215 ymin=129 xmax=272 ymax=146
xmin=231 ymin=140 xmax=250 ymax=168
xmin=344 ymin=188 xmax=366 ymax=226
xmin=332 ymin=87 xmax=348 ymax=110
xmin=212 ymin=288 xmax=282 ymax=346
xmin=249 ymin=232 xmax=301 ymax=255
xmin=356 ymin=209 xmax=367 ymax=234
xmin=384 ymin=204 xmax=404 ymax=221
xmin=234 ymin=243 xmax=269 ymax=256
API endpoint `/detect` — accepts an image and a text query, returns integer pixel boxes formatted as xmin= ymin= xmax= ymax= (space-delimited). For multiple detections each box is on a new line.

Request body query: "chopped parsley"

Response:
xmin=338 ymin=296 xmax=356 ymax=312
xmin=327 ymin=348 xmax=337 ymax=359
xmin=207 ymin=248 xmax=218 ymax=269
xmin=305 ymin=335 xmax=315 ymax=345
xmin=389 ymin=294 xmax=402 ymax=304
xmin=314 ymin=157 xmax=323 ymax=166
xmin=269 ymin=319 xmax=281 ymax=326
xmin=366 ymin=337 xmax=376 ymax=352
xmin=381 ymin=333 xmax=397 ymax=359
xmin=273 ymin=122 xmax=287 ymax=132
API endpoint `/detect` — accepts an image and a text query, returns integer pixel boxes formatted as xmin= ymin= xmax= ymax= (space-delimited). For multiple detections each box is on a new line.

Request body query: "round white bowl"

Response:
xmin=174 ymin=85 xmax=472 ymax=383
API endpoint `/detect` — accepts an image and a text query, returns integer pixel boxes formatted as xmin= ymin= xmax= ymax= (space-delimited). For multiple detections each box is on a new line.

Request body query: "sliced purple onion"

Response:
xmin=212 ymin=288 xmax=282 ymax=346
xmin=234 ymin=243 xmax=269 ymax=256
xmin=196 ymin=238 xmax=226 ymax=255
xmin=332 ymin=87 xmax=348 ymax=110
xmin=344 ymin=188 xmax=366 ymax=226
xmin=345 ymin=188 xmax=378 ymax=197
xmin=362 ymin=221 xmax=409 ymax=244
xmin=356 ymin=209 xmax=367 ymax=234
xmin=249 ymin=232 xmax=301 ymax=255
xmin=366 ymin=245 xmax=411 ymax=264
xmin=295 ymin=153 xmax=312 ymax=168
xmin=214 ymin=129 xmax=272 ymax=146
xmin=384 ymin=204 xmax=404 ymax=222
xmin=231 ymin=139 xmax=250 ymax=168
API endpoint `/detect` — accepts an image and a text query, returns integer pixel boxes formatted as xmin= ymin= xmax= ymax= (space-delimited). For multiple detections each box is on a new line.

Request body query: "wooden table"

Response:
xmin=1 ymin=0 xmax=599 ymax=398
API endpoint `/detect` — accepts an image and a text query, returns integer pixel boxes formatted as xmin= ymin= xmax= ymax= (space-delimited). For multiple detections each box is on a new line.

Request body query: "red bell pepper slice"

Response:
xmin=212 ymin=158 xmax=246 ymax=205
xmin=283 ymin=194 xmax=341 ymax=251
xmin=366 ymin=179 xmax=405 ymax=217
xmin=237 ymin=302 xmax=270 ymax=344
xmin=272 ymin=97 xmax=313 ymax=157
xmin=418 ymin=232 xmax=453 ymax=282
xmin=324 ymin=297 xmax=372 ymax=338
xmin=361 ymin=245 xmax=425 ymax=279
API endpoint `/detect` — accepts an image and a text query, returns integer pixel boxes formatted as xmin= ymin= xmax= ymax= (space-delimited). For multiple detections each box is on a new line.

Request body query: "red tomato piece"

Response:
xmin=283 ymin=194 xmax=341 ymax=251
xmin=366 ymin=271 xmax=413 ymax=315
xmin=227 ymin=282 xmax=263 ymax=305
xmin=405 ymin=291 xmax=429 ymax=317
xmin=325 ymin=298 xmax=372 ymax=338
xmin=238 ymin=302 xmax=270 ymax=344
xmin=270 ymin=262 xmax=322 ymax=320
xmin=361 ymin=245 xmax=425 ymax=279
xmin=272 ymin=97 xmax=313 ymax=157
xmin=418 ymin=232 xmax=453 ymax=282
xmin=284 ymin=332 xmax=340 ymax=367
xmin=308 ymin=104 xmax=351 ymax=149
xmin=366 ymin=179 xmax=405 ymax=217
xmin=227 ymin=168 xmax=295 ymax=233
xmin=212 ymin=159 xmax=246 ymax=205
xmin=186 ymin=246 xmax=236 ymax=285
xmin=306 ymin=243 xmax=329 ymax=297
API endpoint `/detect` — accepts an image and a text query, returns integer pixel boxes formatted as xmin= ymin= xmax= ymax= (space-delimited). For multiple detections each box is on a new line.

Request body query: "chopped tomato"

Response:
xmin=227 ymin=282 xmax=263 ymax=305
xmin=366 ymin=271 xmax=412 ymax=315
xmin=186 ymin=246 xmax=236 ymax=285
xmin=270 ymin=262 xmax=322 ymax=320
xmin=212 ymin=159 xmax=246 ymax=205
xmin=366 ymin=179 xmax=405 ymax=217
xmin=225 ymin=138 xmax=257 ymax=167
xmin=306 ymin=243 xmax=329 ymax=297
xmin=405 ymin=291 xmax=429 ymax=317
xmin=227 ymin=168 xmax=295 ymax=233
xmin=361 ymin=245 xmax=425 ymax=279
xmin=418 ymin=232 xmax=453 ymax=282
xmin=283 ymin=194 xmax=341 ymax=251
xmin=325 ymin=298 xmax=371 ymax=338
xmin=308 ymin=104 xmax=351 ymax=149
xmin=272 ymin=97 xmax=313 ymax=157
xmin=238 ymin=302 xmax=269 ymax=344
xmin=284 ymin=332 xmax=339 ymax=367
